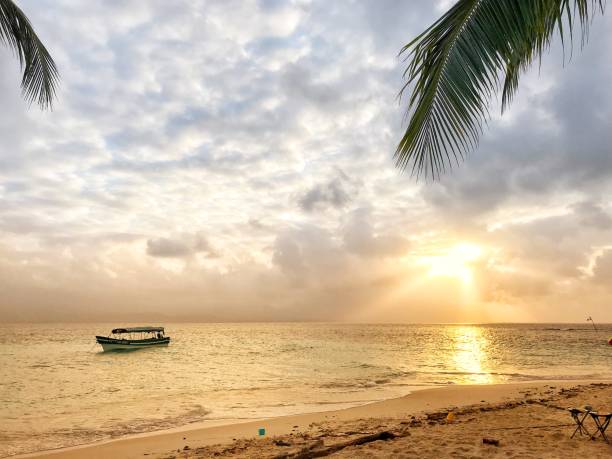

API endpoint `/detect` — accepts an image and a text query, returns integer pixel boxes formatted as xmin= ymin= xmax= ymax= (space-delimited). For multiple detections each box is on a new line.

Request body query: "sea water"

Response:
xmin=1 ymin=322 xmax=611 ymax=457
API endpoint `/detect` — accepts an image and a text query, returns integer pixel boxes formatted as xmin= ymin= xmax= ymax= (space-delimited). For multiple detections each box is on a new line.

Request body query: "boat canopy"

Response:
xmin=112 ymin=327 xmax=164 ymax=334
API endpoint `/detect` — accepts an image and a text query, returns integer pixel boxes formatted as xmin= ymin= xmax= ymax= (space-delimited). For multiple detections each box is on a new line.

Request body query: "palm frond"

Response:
xmin=0 ymin=0 xmax=59 ymax=109
xmin=396 ymin=0 xmax=604 ymax=179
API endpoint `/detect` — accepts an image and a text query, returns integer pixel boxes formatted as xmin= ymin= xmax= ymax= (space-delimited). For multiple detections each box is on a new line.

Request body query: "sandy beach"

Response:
xmin=21 ymin=380 xmax=611 ymax=459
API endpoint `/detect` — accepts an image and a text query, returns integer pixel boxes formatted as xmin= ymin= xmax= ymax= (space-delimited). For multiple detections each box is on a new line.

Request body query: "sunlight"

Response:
xmin=420 ymin=243 xmax=482 ymax=284
xmin=449 ymin=326 xmax=493 ymax=384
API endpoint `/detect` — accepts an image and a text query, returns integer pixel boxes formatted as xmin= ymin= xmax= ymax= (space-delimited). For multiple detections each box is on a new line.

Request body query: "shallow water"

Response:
xmin=1 ymin=322 xmax=611 ymax=457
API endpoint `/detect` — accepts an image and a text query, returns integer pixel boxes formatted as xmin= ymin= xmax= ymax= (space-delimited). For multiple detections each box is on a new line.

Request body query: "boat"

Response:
xmin=95 ymin=327 xmax=170 ymax=351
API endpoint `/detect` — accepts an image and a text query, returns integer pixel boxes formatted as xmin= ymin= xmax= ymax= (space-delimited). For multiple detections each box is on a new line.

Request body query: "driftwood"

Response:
xmin=274 ymin=431 xmax=396 ymax=459
xmin=482 ymin=437 xmax=500 ymax=446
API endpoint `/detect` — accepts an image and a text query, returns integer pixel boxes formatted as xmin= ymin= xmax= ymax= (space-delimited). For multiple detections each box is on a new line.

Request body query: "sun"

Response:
xmin=421 ymin=243 xmax=483 ymax=284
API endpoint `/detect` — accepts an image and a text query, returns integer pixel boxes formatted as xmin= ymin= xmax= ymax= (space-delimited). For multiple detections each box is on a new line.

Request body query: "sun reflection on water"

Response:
xmin=448 ymin=326 xmax=493 ymax=384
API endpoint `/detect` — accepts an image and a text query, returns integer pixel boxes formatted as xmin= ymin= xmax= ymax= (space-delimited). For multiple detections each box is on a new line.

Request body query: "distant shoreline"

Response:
xmin=3 ymin=321 xmax=612 ymax=324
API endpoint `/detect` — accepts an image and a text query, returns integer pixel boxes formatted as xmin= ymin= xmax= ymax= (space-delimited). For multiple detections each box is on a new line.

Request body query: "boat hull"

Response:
xmin=96 ymin=336 xmax=170 ymax=352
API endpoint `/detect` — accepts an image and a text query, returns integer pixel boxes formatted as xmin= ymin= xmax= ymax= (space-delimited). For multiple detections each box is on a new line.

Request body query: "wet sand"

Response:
xmin=22 ymin=380 xmax=612 ymax=458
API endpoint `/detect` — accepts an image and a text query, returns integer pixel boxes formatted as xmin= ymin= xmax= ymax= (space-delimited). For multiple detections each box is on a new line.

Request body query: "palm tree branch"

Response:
xmin=397 ymin=0 xmax=604 ymax=179
xmin=0 ymin=0 xmax=59 ymax=109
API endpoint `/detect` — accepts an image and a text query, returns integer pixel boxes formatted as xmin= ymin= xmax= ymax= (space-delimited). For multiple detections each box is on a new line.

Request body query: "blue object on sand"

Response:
xmin=258 ymin=428 xmax=266 ymax=436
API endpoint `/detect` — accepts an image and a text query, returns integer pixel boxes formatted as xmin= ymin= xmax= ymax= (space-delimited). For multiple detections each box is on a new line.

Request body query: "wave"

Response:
xmin=318 ymin=381 xmax=377 ymax=390
xmin=277 ymin=344 xmax=315 ymax=353
xmin=318 ymin=369 xmax=418 ymax=390
xmin=1 ymin=404 xmax=212 ymax=458
xmin=317 ymin=369 xmax=611 ymax=391
xmin=415 ymin=369 xmax=611 ymax=382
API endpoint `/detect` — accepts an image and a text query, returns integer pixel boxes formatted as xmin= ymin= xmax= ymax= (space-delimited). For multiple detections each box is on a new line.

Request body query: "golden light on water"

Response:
xmin=420 ymin=243 xmax=483 ymax=284
xmin=449 ymin=326 xmax=493 ymax=384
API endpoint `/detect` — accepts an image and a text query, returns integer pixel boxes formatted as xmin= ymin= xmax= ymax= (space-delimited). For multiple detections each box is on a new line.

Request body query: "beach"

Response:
xmin=22 ymin=380 xmax=612 ymax=458
xmin=3 ymin=323 xmax=612 ymax=458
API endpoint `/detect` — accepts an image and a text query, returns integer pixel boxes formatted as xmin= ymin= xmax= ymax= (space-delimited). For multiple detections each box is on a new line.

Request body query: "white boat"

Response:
xmin=95 ymin=327 xmax=170 ymax=351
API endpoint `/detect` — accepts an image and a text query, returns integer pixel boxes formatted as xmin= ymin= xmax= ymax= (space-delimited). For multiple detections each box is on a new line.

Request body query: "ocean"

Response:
xmin=1 ymin=323 xmax=611 ymax=457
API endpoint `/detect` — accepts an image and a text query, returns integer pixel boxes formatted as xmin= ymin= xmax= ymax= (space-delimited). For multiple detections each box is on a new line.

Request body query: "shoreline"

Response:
xmin=16 ymin=378 xmax=612 ymax=459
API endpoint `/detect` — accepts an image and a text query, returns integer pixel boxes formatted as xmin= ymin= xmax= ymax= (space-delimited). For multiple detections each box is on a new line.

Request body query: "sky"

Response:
xmin=1 ymin=0 xmax=611 ymax=323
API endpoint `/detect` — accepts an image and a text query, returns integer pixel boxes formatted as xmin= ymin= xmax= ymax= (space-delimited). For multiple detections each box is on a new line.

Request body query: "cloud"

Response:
xmin=0 ymin=1 xmax=611 ymax=322
xmin=482 ymin=270 xmax=552 ymax=303
xmin=146 ymin=234 xmax=217 ymax=258
xmin=298 ymin=178 xmax=351 ymax=212
xmin=297 ymin=169 xmax=360 ymax=212
xmin=272 ymin=224 xmax=346 ymax=284
xmin=571 ymin=201 xmax=612 ymax=230
xmin=591 ymin=249 xmax=612 ymax=287
xmin=343 ymin=208 xmax=409 ymax=258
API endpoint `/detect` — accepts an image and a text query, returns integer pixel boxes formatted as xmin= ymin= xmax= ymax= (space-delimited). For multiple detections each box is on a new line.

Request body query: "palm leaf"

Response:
xmin=396 ymin=0 xmax=604 ymax=179
xmin=0 ymin=0 xmax=59 ymax=109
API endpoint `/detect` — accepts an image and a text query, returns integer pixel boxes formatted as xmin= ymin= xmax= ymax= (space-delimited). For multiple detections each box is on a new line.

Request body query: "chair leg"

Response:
xmin=591 ymin=416 xmax=610 ymax=443
xmin=571 ymin=412 xmax=591 ymax=439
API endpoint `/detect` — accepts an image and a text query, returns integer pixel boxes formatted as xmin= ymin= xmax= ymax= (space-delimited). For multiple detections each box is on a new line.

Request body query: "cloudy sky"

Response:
xmin=1 ymin=0 xmax=611 ymax=323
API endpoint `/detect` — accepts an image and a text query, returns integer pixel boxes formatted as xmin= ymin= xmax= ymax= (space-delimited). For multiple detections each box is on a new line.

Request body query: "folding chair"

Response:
xmin=568 ymin=408 xmax=591 ymax=439
xmin=588 ymin=411 xmax=611 ymax=443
